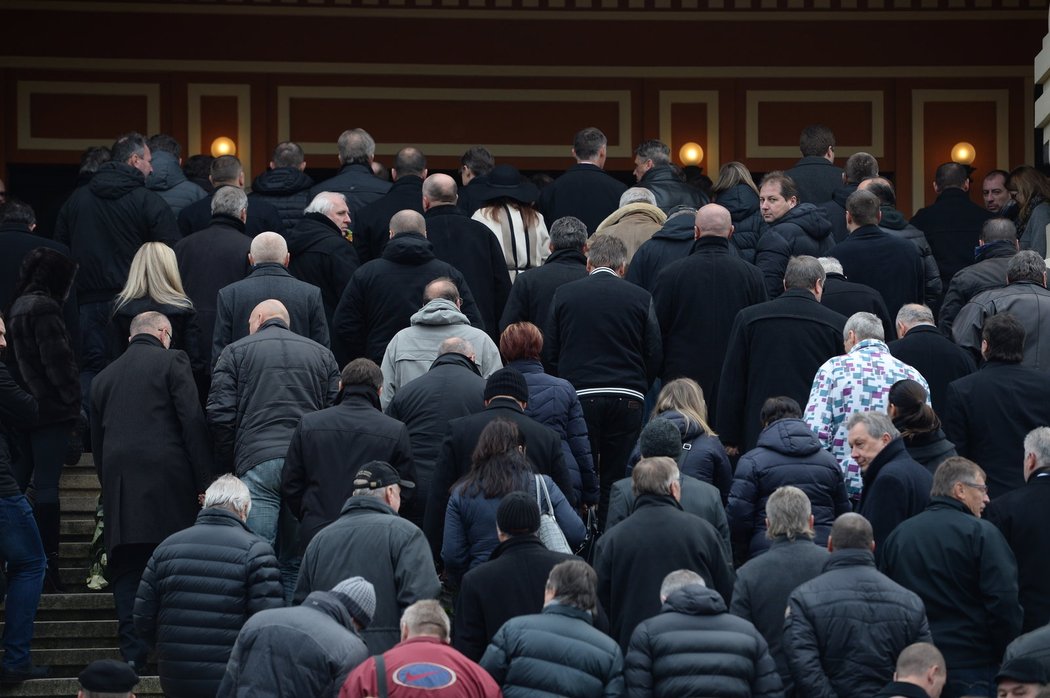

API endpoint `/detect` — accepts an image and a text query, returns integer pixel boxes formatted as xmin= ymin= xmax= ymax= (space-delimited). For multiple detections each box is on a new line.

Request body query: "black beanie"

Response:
xmin=497 ymin=491 xmax=540 ymax=535
xmin=484 ymin=367 xmax=530 ymax=403
xmin=640 ymin=417 xmax=683 ymax=459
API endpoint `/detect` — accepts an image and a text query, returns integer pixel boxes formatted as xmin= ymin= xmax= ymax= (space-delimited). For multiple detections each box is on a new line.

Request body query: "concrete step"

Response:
xmin=58 ymin=541 xmax=89 ymax=562
xmin=0 ymin=621 xmax=117 ymax=650
xmin=0 ymin=675 xmax=162 ymax=698
xmin=29 ymin=648 xmax=122 ymax=677
xmin=58 ymin=495 xmax=97 ymax=515
xmin=23 ymin=593 xmax=114 ymax=622
xmin=57 ymin=472 xmax=99 ymax=491
xmin=56 ymin=568 xmax=90 ymax=590
xmin=59 ymin=519 xmax=95 ymax=539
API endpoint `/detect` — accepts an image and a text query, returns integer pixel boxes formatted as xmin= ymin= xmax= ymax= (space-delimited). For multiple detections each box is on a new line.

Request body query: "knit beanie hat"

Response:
xmin=639 ymin=418 xmax=683 ymax=459
xmin=497 ymin=491 xmax=540 ymax=535
xmin=484 ymin=367 xmax=530 ymax=403
xmin=331 ymin=576 xmax=376 ymax=629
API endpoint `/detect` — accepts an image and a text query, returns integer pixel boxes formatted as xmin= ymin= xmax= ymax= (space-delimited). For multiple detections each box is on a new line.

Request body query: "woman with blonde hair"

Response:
xmin=629 ymin=377 xmax=732 ymax=503
xmin=471 ymin=164 xmax=551 ymax=280
xmin=1009 ymin=166 xmax=1050 ymax=256
xmin=711 ymin=161 xmax=763 ymax=263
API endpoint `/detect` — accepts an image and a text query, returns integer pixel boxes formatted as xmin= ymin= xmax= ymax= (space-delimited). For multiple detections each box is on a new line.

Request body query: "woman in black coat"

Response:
xmin=7 ymin=247 xmax=81 ymax=591
xmin=889 ymin=379 xmax=956 ymax=476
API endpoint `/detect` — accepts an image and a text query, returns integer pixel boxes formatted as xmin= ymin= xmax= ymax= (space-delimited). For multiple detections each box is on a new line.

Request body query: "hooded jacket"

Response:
xmin=727 ymin=417 xmax=850 ymax=563
xmin=624 ymin=213 xmax=697 ymax=292
xmin=628 ymin=409 xmax=732 ymax=504
xmin=310 ymin=163 xmax=391 ymax=229
xmin=594 ymin=203 xmax=667 ymax=262
xmin=755 ymin=203 xmax=835 ymax=298
xmin=285 ymin=212 xmax=360 ymax=327
xmin=146 ymin=150 xmax=207 ymax=217
xmin=250 ymin=166 xmax=315 ymax=230
xmin=714 ymin=183 xmax=764 ymax=264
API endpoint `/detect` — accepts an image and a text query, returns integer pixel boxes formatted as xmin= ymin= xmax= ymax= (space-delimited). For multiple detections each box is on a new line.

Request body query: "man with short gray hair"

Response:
xmin=632 ymin=139 xmax=706 ymax=213
xmin=250 ymin=140 xmax=314 ymax=230
xmin=538 ymin=127 xmax=627 ymax=235
xmin=953 ymin=249 xmax=1050 ymax=370
xmin=805 ymin=311 xmax=929 ymax=499
xmin=593 ymin=186 xmax=665 ymax=261
xmin=888 ymin=303 xmax=975 ymax=411
xmin=310 ymin=127 xmax=391 ymax=222
xmin=178 ymin=154 xmax=285 ymax=238
xmin=134 ymin=474 xmax=284 ymax=698
xmin=817 ymin=255 xmax=894 ymax=339
xmin=847 ymin=411 xmax=932 ymax=550
xmin=819 ymin=151 xmax=879 ymax=242
xmin=985 ymin=427 xmax=1050 ymax=632
xmin=939 ymin=217 xmax=1019 ymax=334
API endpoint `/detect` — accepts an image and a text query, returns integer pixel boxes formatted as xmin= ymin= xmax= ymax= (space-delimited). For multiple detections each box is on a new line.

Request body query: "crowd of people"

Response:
xmin=2 ymin=123 xmax=1050 ymax=698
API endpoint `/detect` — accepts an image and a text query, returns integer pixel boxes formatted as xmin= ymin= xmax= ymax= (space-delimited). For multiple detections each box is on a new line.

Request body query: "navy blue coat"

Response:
xmin=629 ymin=410 xmax=732 ymax=505
xmin=755 ymin=203 xmax=835 ymax=298
xmin=714 ymin=184 xmax=763 ymax=264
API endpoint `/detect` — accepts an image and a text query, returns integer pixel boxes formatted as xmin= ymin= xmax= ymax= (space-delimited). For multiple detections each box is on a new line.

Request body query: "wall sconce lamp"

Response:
xmin=211 ymin=137 xmax=237 ymax=158
xmin=679 ymin=142 xmax=704 ymax=166
xmin=951 ymin=142 xmax=976 ymax=166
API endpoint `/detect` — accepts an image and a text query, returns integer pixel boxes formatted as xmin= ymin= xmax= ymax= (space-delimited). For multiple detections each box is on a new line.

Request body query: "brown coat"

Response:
xmin=593 ymin=203 xmax=667 ymax=262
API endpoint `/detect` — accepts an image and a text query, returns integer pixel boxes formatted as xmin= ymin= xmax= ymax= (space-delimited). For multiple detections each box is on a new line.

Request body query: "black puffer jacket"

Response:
xmin=624 ymin=213 xmax=697 ymax=292
xmin=285 ymin=213 xmax=360 ymax=327
xmin=715 ymin=183 xmax=764 ymax=264
xmin=7 ymin=249 xmax=80 ymax=426
xmin=755 ymin=203 xmax=835 ymax=298
xmin=638 ymin=165 xmax=707 ymax=213
xmin=250 ymin=166 xmax=314 ymax=230
xmin=625 ymin=584 xmax=782 ymax=698
xmin=785 ymin=549 xmax=932 ymax=698
xmin=727 ymin=418 xmax=850 ymax=564
xmin=880 ymin=207 xmax=944 ymax=309
xmin=133 ymin=507 xmax=284 ymax=698
xmin=629 ymin=410 xmax=731 ymax=504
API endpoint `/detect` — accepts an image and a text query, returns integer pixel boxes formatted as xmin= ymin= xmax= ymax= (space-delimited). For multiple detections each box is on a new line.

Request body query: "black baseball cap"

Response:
xmin=352 ymin=461 xmax=415 ymax=490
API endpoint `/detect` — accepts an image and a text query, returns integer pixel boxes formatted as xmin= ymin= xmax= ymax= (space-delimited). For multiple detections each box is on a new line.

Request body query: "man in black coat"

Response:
xmin=91 ymin=311 xmax=214 ymax=669
xmin=133 ymin=475 xmax=284 ymax=698
xmin=545 ymin=235 xmax=662 ymax=526
xmin=939 ymin=218 xmax=1018 ymax=334
xmin=849 ymin=412 xmax=933 ymax=553
xmin=332 ymin=210 xmax=484 ymax=366
xmin=910 ymin=162 xmax=995 ymax=286
xmin=310 ymin=128 xmax=391 ymax=222
xmin=537 ymin=127 xmax=626 ymax=235
xmin=352 ymin=147 xmax=426 ymax=264
xmin=889 ymin=304 xmax=975 ymax=412
xmin=423 ymin=174 xmax=511 ymax=342
xmin=881 ymin=457 xmax=1023 ymax=697
xmin=633 ymin=139 xmax=706 ymax=214
xmin=652 ymin=203 xmax=766 ymax=424
xmin=785 ymin=513 xmax=932 ymax=698
xmin=211 ymin=231 xmax=329 ymax=364
xmin=386 ymin=338 xmax=486 ymax=528
xmin=831 ymin=189 xmax=925 ymax=319
xmin=943 ymin=313 xmax=1050 ymax=498
xmin=282 ymin=358 xmax=413 ymax=552
xmin=985 ymin=427 xmax=1050 ymax=633
xmin=717 ymin=255 xmax=847 ymax=453
xmin=818 ymin=256 xmax=894 ymax=339
xmin=624 ymin=209 xmax=697 ymax=292
xmin=498 ymin=217 xmax=588 ymax=332
xmin=249 ymin=141 xmax=314 ymax=230
xmin=284 ymin=191 xmax=360 ymax=333
xmin=455 ymin=146 xmax=494 ymax=216
xmin=819 ymin=151 xmax=877 ymax=242
xmin=784 ymin=124 xmax=845 ymax=205
xmin=453 ymin=492 xmax=575 ymax=662
xmin=177 ymin=155 xmax=285 ymax=239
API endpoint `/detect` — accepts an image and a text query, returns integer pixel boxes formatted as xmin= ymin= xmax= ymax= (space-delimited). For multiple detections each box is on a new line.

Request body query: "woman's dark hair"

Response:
xmin=454 ymin=419 xmax=531 ymax=498
xmin=760 ymin=396 xmax=802 ymax=427
xmin=889 ymin=379 xmax=940 ymax=438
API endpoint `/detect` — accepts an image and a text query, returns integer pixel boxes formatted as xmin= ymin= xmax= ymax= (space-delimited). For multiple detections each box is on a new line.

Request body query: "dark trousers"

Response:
xmin=78 ymin=300 xmax=114 ymax=426
xmin=109 ymin=543 xmax=154 ymax=667
xmin=580 ymin=394 xmax=643 ymax=529
xmin=0 ymin=495 xmax=46 ymax=670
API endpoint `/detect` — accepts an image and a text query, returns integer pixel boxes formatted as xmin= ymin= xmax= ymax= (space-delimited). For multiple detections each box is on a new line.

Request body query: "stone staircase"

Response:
xmin=0 ymin=456 xmax=162 ymax=697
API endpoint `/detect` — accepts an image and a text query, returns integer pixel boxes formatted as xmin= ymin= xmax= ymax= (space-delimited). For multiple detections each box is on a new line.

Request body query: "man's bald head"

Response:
xmin=694 ymin=203 xmax=733 ymax=240
xmin=390 ymin=210 xmax=427 ymax=239
xmin=422 ymin=174 xmax=458 ymax=209
xmin=248 ymin=299 xmax=290 ymax=335
xmin=438 ymin=336 xmax=476 ymax=361
xmin=250 ymin=232 xmax=289 ymax=266
xmin=424 ymin=277 xmax=461 ymax=306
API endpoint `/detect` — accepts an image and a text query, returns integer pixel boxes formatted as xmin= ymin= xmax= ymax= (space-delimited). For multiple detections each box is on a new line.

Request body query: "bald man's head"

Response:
xmin=248 ymin=299 xmax=290 ymax=335
xmin=390 ymin=209 xmax=427 ymax=239
xmin=422 ymin=174 xmax=458 ymax=210
xmin=694 ymin=203 xmax=733 ymax=240
xmin=249 ymin=232 xmax=290 ymax=267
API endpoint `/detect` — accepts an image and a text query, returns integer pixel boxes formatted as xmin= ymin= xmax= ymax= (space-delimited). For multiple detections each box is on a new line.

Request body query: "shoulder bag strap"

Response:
xmin=538 ymin=475 xmax=557 ymax=521
xmin=374 ymin=654 xmax=388 ymax=698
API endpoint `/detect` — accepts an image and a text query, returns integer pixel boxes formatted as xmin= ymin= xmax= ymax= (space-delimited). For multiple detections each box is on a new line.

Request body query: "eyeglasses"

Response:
xmin=961 ymin=481 xmax=988 ymax=493
xmin=159 ymin=327 xmax=172 ymax=342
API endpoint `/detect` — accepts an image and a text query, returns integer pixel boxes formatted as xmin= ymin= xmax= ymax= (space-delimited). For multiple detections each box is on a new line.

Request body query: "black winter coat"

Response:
xmin=714 ymin=184 xmax=764 ymax=264
xmin=652 ymin=236 xmax=767 ymax=421
xmin=91 ymin=334 xmax=214 ymax=554
xmin=282 ymin=386 xmax=414 ymax=552
xmin=717 ymin=290 xmax=846 ymax=451
xmin=453 ymin=534 xmax=575 ymax=661
xmin=785 ymin=549 xmax=932 ymax=698
xmin=0 ymin=223 xmax=79 ymax=349
xmin=888 ymin=324 xmax=975 ymax=412
xmin=177 ymin=191 xmax=285 ymax=239
xmin=879 ymin=207 xmax=944 ymax=310
xmin=938 ymin=240 xmax=1016 ymax=334
xmin=944 ymin=361 xmax=1050 ymax=499
xmin=353 ymin=175 xmax=424 ymax=264
xmin=250 ymin=166 xmax=314 ymax=230
xmin=728 ymin=418 xmax=849 ymax=564
xmin=625 ymin=584 xmax=782 ymax=698
xmin=819 ymin=183 xmax=854 ymax=243
xmin=881 ymin=497 xmax=1023 ymax=669
xmin=985 ymin=474 xmax=1050 ymax=633
xmin=629 ymin=410 xmax=732 ymax=504
xmin=832 ymin=224 xmax=926 ymax=318
xmin=638 ymin=165 xmax=707 ymax=213
xmin=910 ymin=188 xmax=994 ymax=285
xmin=498 ymin=247 xmax=587 ymax=332
xmin=537 ymin=163 xmax=627 ymax=235
xmin=820 ymin=272 xmax=893 ymax=340
xmin=54 ymin=161 xmax=179 ymax=302
xmin=110 ymin=297 xmax=204 ymax=380
xmin=857 ymin=437 xmax=932 ymax=554
xmin=624 ymin=214 xmax=696 ymax=292
xmin=595 ymin=494 xmax=735 ymax=650
xmin=310 ymin=163 xmax=391 ymax=227
xmin=900 ymin=428 xmax=957 ymax=476
xmin=332 ymin=232 xmax=483 ymax=365
xmin=424 ymin=398 xmax=574 ymax=557
xmin=785 ymin=156 xmax=844 ymax=205
xmin=425 ymin=205 xmax=512 ymax=342
xmin=285 ymin=212 xmax=360 ymax=329
xmin=133 ymin=507 xmax=284 ymax=698
xmin=755 ymin=204 xmax=835 ymax=298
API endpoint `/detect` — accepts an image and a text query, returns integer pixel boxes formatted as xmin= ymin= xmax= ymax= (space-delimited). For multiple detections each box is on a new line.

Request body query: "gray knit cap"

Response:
xmin=639 ymin=418 xmax=683 ymax=460
xmin=331 ymin=576 xmax=376 ymax=629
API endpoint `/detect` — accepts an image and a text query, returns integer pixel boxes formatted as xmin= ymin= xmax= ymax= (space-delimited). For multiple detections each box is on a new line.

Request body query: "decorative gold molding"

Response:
xmin=658 ymin=90 xmax=720 ymax=174
xmin=910 ymin=88 xmax=1010 ymax=211
xmin=16 ymin=80 xmax=160 ymax=151
xmin=187 ymin=83 xmax=252 ymax=182
xmin=276 ymin=86 xmax=632 ymax=158
xmin=744 ymin=89 xmax=885 ymax=158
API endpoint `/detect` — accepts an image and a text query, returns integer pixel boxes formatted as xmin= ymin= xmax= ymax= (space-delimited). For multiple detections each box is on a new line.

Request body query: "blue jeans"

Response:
xmin=0 ymin=495 xmax=46 ymax=669
xmin=240 ymin=459 xmax=299 ymax=599
xmin=943 ymin=665 xmax=997 ymax=698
